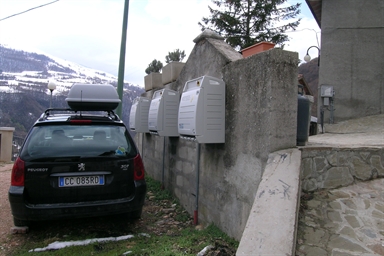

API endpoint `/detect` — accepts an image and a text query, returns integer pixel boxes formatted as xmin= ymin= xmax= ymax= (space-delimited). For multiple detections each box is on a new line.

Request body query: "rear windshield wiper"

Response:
xmin=29 ymin=156 xmax=81 ymax=162
xmin=99 ymin=150 xmax=117 ymax=156
xmin=29 ymin=157 xmax=59 ymax=162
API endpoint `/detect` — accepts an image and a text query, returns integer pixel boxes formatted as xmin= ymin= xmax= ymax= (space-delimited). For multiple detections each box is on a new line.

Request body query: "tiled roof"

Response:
xmin=298 ymin=74 xmax=314 ymax=96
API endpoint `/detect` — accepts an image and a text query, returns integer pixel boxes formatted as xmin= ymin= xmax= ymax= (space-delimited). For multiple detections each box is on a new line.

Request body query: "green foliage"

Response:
xmin=199 ymin=0 xmax=301 ymax=50
xmin=145 ymin=175 xmax=173 ymax=201
xmin=165 ymin=49 xmax=186 ymax=63
xmin=145 ymin=59 xmax=163 ymax=74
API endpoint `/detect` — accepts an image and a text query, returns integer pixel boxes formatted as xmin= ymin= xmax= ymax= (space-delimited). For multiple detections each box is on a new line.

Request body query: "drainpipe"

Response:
xmin=320 ymin=106 xmax=324 ymax=133
xmin=141 ymin=133 xmax=144 ymax=158
xmin=161 ymin=136 xmax=166 ymax=190
xmin=194 ymin=143 xmax=201 ymax=225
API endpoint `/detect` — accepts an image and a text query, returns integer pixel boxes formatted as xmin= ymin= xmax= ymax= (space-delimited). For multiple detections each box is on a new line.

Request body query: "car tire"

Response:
xmin=129 ymin=208 xmax=142 ymax=219
xmin=13 ymin=217 xmax=30 ymax=227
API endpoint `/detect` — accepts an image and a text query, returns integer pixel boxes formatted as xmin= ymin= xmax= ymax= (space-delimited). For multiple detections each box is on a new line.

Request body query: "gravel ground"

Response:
xmin=0 ymin=162 xmax=23 ymax=253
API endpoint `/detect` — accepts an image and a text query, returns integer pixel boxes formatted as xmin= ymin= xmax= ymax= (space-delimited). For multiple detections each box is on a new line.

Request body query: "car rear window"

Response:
xmin=20 ymin=124 xmax=137 ymax=160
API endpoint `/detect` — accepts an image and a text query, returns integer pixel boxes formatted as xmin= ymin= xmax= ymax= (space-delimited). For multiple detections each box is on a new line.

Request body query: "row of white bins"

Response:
xmin=129 ymin=76 xmax=225 ymax=144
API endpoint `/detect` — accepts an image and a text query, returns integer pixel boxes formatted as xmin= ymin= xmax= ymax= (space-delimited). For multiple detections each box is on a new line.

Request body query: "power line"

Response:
xmin=286 ymin=28 xmax=321 ymax=47
xmin=0 ymin=0 xmax=60 ymax=22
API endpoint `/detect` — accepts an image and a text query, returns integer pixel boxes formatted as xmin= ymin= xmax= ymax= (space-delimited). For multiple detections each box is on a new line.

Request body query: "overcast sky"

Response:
xmin=0 ymin=0 xmax=320 ymax=88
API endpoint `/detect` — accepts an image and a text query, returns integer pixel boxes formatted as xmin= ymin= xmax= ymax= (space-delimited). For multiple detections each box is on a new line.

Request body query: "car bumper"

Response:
xmin=8 ymin=180 xmax=146 ymax=221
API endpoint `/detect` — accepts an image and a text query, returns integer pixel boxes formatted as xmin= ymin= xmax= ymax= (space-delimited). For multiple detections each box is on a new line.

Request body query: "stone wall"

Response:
xmin=297 ymin=146 xmax=384 ymax=255
xmin=301 ymin=147 xmax=384 ymax=192
xmin=135 ymin=31 xmax=299 ymax=239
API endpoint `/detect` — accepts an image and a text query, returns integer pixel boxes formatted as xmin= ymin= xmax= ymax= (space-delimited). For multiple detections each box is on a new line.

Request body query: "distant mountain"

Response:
xmin=0 ymin=45 xmax=144 ymax=143
xmin=0 ymin=44 xmax=319 ymax=143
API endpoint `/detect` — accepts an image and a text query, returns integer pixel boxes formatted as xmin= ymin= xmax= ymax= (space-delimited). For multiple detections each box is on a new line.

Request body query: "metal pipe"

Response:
xmin=320 ymin=106 xmax=324 ymax=134
xmin=141 ymin=133 xmax=144 ymax=157
xmin=194 ymin=143 xmax=201 ymax=225
xmin=49 ymin=90 xmax=53 ymax=108
xmin=330 ymin=98 xmax=335 ymax=124
xmin=161 ymin=136 xmax=166 ymax=190
xmin=116 ymin=0 xmax=129 ymax=117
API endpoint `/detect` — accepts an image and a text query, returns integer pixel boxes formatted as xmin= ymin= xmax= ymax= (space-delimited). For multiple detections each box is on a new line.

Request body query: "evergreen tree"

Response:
xmin=165 ymin=49 xmax=186 ymax=63
xmin=198 ymin=0 xmax=301 ymax=50
xmin=145 ymin=59 xmax=163 ymax=74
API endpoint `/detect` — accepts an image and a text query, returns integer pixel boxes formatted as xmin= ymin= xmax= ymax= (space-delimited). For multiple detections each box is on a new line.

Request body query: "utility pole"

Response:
xmin=116 ymin=0 xmax=129 ymax=117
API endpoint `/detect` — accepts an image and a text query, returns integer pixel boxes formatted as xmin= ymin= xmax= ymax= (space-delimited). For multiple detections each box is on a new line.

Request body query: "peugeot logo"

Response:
xmin=78 ymin=163 xmax=85 ymax=171
xmin=121 ymin=164 xmax=129 ymax=171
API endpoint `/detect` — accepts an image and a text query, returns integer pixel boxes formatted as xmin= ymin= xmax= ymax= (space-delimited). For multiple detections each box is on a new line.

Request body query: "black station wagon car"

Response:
xmin=9 ymin=83 xmax=146 ymax=226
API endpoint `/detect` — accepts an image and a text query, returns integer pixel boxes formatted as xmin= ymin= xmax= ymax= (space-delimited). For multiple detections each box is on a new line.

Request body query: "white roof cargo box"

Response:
xmin=178 ymin=76 xmax=225 ymax=143
xmin=65 ymin=83 xmax=121 ymax=111
xmin=148 ymin=88 xmax=180 ymax=137
xmin=129 ymin=97 xmax=151 ymax=133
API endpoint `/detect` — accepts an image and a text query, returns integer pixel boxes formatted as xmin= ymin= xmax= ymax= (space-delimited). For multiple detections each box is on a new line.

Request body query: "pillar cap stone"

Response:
xmin=0 ymin=127 xmax=15 ymax=131
xmin=193 ymin=29 xmax=224 ymax=43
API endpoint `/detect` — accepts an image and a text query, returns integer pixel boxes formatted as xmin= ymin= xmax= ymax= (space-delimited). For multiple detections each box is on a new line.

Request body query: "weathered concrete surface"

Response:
xmin=0 ymin=127 xmax=15 ymax=162
xmin=308 ymin=114 xmax=384 ymax=147
xmin=137 ymin=30 xmax=299 ymax=240
xmin=236 ymin=148 xmax=302 ymax=256
xmin=302 ymin=114 xmax=384 ymax=191
xmin=318 ymin=0 xmax=384 ymax=122
xmin=237 ymin=114 xmax=384 ymax=254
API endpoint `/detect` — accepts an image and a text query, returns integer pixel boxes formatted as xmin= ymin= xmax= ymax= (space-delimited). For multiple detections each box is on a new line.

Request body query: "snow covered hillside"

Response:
xmin=0 ymin=45 xmax=144 ymax=140
xmin=0 ymin=44 xmax=126 ymax=95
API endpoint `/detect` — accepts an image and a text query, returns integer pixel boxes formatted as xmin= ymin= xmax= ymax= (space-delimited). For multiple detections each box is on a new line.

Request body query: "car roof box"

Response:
xmin=65 ymin=83 xmax=121 ymax=111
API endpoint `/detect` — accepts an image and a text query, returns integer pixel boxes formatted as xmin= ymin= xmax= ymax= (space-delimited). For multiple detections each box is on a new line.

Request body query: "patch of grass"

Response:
xmin=145 ymin=175 xmax=173 ymax=201
xmin=146 ymin=176 xmax=192 ymax=223
xmin=174 ymin=211 xmax=190 ymax=223
xmin=15 ymin=229 xmax=237 ymax=256
xmin=9 ymin=176 xmax=239 ymax=256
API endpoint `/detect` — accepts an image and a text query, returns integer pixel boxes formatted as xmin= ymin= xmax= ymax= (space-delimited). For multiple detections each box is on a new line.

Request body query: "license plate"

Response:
xmin=59 ymin=175 xmax=104 ymax=187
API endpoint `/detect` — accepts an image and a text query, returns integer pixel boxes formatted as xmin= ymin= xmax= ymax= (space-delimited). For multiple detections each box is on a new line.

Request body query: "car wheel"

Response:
xmin=129 ymin=208 xmax=142 ymax=219
xmin=13 ymin=217 xmax=30 ymax=227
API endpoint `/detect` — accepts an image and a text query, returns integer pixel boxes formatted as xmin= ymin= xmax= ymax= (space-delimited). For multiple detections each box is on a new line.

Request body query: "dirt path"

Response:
xmin=0 ymin=163 xmax=23 ymax=253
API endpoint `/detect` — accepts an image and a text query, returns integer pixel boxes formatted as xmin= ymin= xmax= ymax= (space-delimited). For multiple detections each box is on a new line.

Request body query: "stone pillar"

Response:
xmin=0 ymin=127 xmax=15 ymax=162
xmin=144 ymin=73 xmax=163 ymax=92
xmin=162 ymin=62 xmax=185 ymax=85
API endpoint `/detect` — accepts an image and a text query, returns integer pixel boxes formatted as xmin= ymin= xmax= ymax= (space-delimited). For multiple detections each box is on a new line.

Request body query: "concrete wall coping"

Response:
xmin=206 ymin=38 xmax=243 ymax=63
xmin=193 ymin=29 xmax=224 ymax=43
xmin=236 ymin=148 xmax=302 ymax=255
xmin=0 ymin=127 xmax=15 ymax=132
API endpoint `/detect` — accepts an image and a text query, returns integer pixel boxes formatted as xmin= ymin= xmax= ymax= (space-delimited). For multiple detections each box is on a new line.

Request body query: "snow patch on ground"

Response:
xmin=28 ymin=234 xmax=150 ymax=252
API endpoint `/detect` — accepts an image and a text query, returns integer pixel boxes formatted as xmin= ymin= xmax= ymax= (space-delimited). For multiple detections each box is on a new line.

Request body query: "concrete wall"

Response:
xmin=237 ymin=148 xmax=302 ymax=255
xmin=136 ymin=31 xmax=299 ymax=239
xmin=0 ymin=127 xmax=15 ymax=162
xmin=319 ymin=0 xmax=384 ymax=122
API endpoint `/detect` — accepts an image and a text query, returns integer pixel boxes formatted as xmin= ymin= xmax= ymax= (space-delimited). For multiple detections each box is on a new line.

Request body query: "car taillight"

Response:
xmin=11 ymin=157 xmax=25 ymax=186
xmin=133 ymin=154 xmax=145 ymax=181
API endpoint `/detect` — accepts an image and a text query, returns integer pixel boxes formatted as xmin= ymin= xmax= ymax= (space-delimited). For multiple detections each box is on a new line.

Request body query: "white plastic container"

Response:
xmin=129 ymin=97 xmax=151 ymax=133
xmin=178 ymin=76 xmax=225 ymax=143
xmin=148 ymin=88 xmax=180 ymax=137
xmin=65 ymin=83 xmax=120 ymax=111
